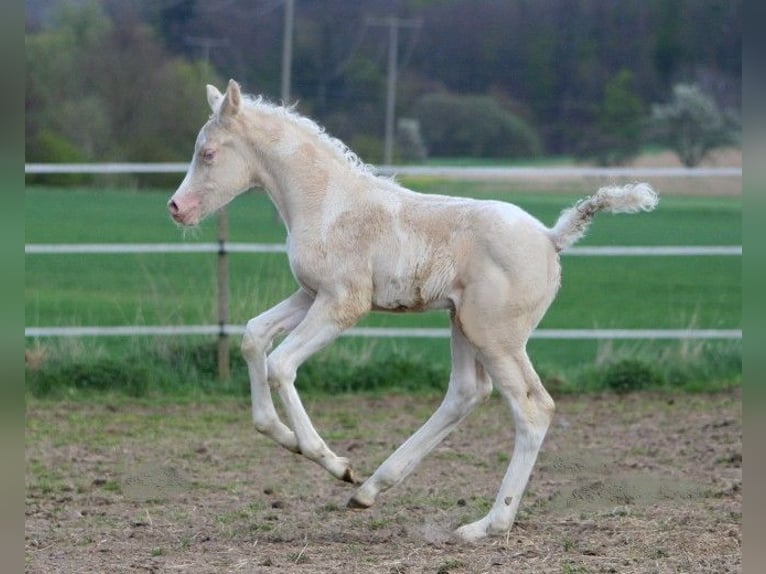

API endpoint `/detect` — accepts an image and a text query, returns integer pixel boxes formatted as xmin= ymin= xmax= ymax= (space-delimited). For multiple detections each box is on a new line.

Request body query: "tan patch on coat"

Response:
xmin=329 ymin=202 xmax=393 ymax=254
xmin=284 ymin=142 xmax=331 ymax=215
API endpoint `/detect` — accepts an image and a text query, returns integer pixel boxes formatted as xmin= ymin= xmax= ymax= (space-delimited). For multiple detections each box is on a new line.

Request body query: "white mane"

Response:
xmin=241 ymin=95 xmax=377 ymax=177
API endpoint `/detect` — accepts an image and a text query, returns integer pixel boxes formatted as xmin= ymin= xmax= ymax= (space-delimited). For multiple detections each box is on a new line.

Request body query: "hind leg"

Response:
xmin=451 ymin=256 xmax=558 ymax=541
xmin=454 ymin=349 xmax=554 ymax=542
xmin=349 ymin=317 xmax=492 ymax=508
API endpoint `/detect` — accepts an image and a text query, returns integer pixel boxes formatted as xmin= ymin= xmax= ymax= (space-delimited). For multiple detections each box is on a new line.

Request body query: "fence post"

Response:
xmin=217 ymin=208 xmax=230 ymax=381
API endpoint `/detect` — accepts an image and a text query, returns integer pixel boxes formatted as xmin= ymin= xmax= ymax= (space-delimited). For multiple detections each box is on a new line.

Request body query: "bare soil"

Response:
xmin=26 ymin=390 xmax=741 ymax=573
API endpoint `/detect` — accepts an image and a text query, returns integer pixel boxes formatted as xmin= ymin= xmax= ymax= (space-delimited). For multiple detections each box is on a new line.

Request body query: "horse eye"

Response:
xmin=201 ymin=149 xmax=216 ymax=163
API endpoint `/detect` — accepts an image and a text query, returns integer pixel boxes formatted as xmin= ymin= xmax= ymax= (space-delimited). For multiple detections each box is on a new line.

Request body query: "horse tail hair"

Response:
xmin=548 ymin=183 xmax=658 ymax=252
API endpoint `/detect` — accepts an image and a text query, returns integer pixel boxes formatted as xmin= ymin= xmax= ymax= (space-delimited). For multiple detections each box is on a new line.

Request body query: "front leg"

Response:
xmin=266 ymin=293 xmax=367 ymax=483
xmin=241 ymin=289 xmax=313 ymax=452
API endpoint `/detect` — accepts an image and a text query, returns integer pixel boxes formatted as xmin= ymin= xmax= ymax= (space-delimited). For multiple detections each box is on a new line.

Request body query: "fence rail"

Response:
xmin=24 ymin=325 xmax=742 ymax=340
xmin=24 ymin=243 xmax=742 ymax=256
xmin=25 ymin=162 xmax=741 ymax=179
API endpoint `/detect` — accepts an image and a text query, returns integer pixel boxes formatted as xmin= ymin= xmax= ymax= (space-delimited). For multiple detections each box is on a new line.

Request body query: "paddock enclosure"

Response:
xmin=26 ymin=158 xmax=741 ymax=569
xmin=26 ymin=391 xmax=741 ymax=573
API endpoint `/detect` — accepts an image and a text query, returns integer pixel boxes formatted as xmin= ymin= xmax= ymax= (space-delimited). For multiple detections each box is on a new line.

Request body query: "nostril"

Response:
xmin=168 ymin=200 xmax=179 ymax=215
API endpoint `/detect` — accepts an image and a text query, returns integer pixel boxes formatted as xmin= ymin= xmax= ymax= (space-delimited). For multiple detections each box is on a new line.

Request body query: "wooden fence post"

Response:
xmin=217 ymin=208 xmax=230 ymax=381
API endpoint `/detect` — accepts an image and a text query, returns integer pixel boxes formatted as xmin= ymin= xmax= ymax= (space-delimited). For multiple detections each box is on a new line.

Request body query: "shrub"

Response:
xmin=415 ymin=92 xmax=542 ymax=159
xmin=600 ymin=359 xmax=664 ymax=394
xmin=396 ymin=118 xmax=428 ymax=162
xmin=348 ymin=134 xmax=389 ymax=165
xmin=650 ymin=83 xmax=740 ymax=167
xmin=577 ymin=69 xmax=645 ymax=166
xmin=25 ymin=130 xmax=93 ymax=186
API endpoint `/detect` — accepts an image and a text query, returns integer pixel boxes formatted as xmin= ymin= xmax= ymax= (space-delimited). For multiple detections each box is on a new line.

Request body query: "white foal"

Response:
xmin=168 ymin=80 xmax=658 ymax=542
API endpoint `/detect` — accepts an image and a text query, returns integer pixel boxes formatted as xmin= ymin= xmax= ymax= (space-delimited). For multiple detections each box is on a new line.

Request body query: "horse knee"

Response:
xmin=241 ymin=319 xmax=271 ymax=360
xmin=266 ymin=352 xmax=297 ymax=389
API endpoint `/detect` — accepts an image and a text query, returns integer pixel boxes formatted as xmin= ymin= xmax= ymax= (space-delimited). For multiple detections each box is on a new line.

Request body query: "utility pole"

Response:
xmin=366 ymin=17 xmax=422 ymax=165
xmin=185 ymin=36 xmax=228 ymax=75
xmin=281 ymin=0 xmax=295 ymax=104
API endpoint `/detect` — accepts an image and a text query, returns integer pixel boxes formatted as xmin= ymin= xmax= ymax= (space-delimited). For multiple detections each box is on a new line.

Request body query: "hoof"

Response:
xmin=453 ymin=521 xmax=488 ymax=543
xmin=346 ymin=495 xmax=372 ymax=510
xmin=342 ymin=467 xmax=362 ymax=485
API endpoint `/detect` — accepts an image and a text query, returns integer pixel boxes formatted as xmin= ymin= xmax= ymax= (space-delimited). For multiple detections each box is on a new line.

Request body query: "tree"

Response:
xmin=25 ymin=2 xmax=113 ymax=164
xmin=415 ymin=92 xmax=542 ymax=159
xmin=25 ymin=1 xmax=220 ymax=186
xmin=26 ymin=0 xmax=741 ymax=162
xmin=650 ymin=83 xmax=740 ymax=167
xmin=577 ymin=69 xmax=645 ymax=166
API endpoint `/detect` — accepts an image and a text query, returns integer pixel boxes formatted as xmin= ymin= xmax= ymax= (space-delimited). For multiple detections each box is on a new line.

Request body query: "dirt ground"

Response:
xmin=26 ymin=390 xmax=741 ymax=573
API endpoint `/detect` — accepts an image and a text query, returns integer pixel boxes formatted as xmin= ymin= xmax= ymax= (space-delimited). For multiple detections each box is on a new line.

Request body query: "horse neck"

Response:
xmin=246 ymin=110 xmax=365 ymax=234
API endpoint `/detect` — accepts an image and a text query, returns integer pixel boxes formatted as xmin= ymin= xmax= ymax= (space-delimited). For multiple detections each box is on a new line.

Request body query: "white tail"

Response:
xmin=549 ymin=183 xmax=658 ymax=252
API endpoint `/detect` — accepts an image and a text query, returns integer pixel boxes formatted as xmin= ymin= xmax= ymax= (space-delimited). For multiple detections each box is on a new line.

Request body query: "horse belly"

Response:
xmin=371 ymin=254 xmax=455 ymax=312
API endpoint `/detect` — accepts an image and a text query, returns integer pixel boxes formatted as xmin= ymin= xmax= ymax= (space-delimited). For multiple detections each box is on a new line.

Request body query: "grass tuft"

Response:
xmin=26 ymin=336 xmax=739 ymax=400
xmin=539 ymin=338 xmax=740 ymax=396
xmin=601 ymin=359 xmax=664 ymax=394
xmin=25 ymin=340 xmax=451 ymax=399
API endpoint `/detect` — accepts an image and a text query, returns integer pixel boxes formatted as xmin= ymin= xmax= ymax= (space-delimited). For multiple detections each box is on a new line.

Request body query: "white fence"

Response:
xmin=25 ymin=162 xmax=742 ymax=179
xmin=24 ymin=241 xmax=742 ymax=341
xmin=24 ymin=325 xmax=742 ymax=340
xmin=25 ymin=163 xmax=742 ymax=357
xmin=24 ymin=243 xmax=742 ymax=257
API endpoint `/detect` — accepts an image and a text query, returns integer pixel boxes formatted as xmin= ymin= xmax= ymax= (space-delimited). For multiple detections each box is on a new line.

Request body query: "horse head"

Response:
xmin=168 ymin=79 xmax=255 ymax=226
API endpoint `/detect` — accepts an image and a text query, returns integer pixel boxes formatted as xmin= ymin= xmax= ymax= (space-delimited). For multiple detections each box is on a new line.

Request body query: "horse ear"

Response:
xmin=219 ymin=79 xmax=242 ymax=117
xmin=206 ymin=84 xmax=223 ymax=112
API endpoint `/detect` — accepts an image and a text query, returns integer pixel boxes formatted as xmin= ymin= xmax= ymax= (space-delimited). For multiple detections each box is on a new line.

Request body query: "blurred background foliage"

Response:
xmin=25 ymin=0 xmax=741 ymax=173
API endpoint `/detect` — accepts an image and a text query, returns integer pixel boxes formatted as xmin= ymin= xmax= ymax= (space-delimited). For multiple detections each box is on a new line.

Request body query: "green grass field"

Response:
xmin=25 ymin=182 xmax=741 ymax=395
